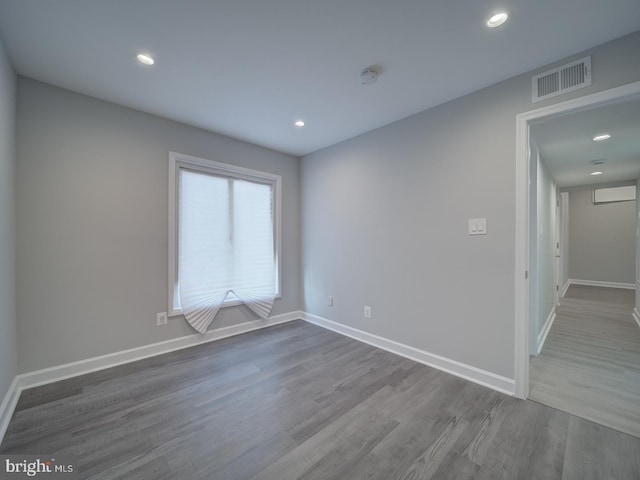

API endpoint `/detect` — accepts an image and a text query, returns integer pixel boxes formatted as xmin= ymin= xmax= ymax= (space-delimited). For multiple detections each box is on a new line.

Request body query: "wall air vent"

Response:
xmin=593 ymin=185 xmax=636 ymax=204
xmin=532 ymin=56 xmax=591 ymax=103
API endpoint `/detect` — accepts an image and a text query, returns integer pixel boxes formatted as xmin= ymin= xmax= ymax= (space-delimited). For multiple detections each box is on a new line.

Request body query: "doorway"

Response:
xmin=516 ymin=83 xmax=640 ymax=437
xmin=514 ymin=81 xmax=640 ymax=400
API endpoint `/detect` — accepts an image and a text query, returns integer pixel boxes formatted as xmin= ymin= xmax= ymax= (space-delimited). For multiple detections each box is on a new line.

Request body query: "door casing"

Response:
xmin=514 ymin=81 xmax=640 ymax=399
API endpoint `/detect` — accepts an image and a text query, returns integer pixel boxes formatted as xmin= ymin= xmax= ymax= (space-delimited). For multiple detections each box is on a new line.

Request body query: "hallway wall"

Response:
xmin=569 ymin=188 xmax=636 ymax=285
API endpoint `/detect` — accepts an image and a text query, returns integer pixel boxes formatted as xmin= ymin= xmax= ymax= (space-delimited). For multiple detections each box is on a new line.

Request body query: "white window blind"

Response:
xmin=168 ymin=152 xmax=281 ymax=333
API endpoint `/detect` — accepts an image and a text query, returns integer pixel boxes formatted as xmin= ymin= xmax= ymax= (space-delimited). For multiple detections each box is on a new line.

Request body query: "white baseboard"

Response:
xmin=633 ymin=308 xmax=640 ymax=329
xmin=5 ymin=308 xmax=520 ymax=443
xmin=560 ymin=280 xmax=571 ymax=297
xmin=0 ymin=377 xmax=20 ymax=446
xmin=0 ymin=311 xmax=301 ymax=445
xmin=17 ymin=311 xmax=302 ymax=391
xmin=302 ymin=312 xmax=515 ymax=396
xmin=568 ymin=279 xmax=635 ymax=290
xmin=536 ymin=308 xmax=556 ymax=356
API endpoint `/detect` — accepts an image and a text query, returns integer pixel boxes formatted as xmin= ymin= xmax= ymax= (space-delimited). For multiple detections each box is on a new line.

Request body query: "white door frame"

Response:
xmin=514 ymin=81 xmax=640 ymax=399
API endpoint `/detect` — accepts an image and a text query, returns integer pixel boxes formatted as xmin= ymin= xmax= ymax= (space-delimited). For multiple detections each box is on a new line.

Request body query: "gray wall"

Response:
xmin=16 ymin=79 xmax=301 ymax=373
xmin=0 ymin=36 xmax=17 ymax=400
xmin=528 ymin=139 xmax=559 ymax=353
xmin=568 ymin=188 xmax=636 ymax=285
xmin=301 ymin=32 xmax=640 ymax=378
xmin=535 ymin=157 xmax=557 ymax=346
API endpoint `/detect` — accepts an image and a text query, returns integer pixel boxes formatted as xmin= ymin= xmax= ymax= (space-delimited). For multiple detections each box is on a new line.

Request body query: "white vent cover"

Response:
xmin=532 ymin=56 xmax=591 ymax=103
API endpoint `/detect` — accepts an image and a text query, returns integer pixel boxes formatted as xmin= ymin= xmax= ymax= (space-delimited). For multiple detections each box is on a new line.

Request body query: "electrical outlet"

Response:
xmin=364 ymin=306 xmax=371 ymax=318
xmin=156 ymin=312 xmax=168 ymax=326
xmin=468 ymin=218 xmax=487 ymax=235
xmin=328 ymin=296 xmax=334 ymax=307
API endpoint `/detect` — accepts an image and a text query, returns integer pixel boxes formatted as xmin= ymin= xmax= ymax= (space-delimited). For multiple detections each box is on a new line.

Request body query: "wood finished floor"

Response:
xmin=2 ymin=320 xmax=640 ymax=480
xmin=529 ymin=284 xmax=640 ymax=439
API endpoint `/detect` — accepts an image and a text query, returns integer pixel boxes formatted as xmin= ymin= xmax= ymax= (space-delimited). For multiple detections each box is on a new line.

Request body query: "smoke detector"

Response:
xmin=360 ymin=67 xmax=379 ymax=85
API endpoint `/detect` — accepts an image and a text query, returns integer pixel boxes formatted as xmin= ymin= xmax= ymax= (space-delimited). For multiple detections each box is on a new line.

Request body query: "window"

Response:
xmin=168 ymin=152 xmax=281 ymax=318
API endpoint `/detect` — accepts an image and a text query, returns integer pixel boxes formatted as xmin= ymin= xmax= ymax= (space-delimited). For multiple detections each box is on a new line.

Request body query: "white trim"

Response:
xmin=514 ymin=97 xmax=531 ymax=399
xmin=168 ymin=152 xmax=179 ymax=316
xmin=3 ymin=309 xmax=527 ymax=444
xmin=561 ymin=279 xmax=571 ymax=297
xmin=515 ymin=81 xmax=640 ymax=400
xmin=168 ymin=151 xmax=283 ymax=317
xmin=0 ymin=377 xmax=20 ymax=445
xmin=302 ymin=313 xmax=515 ymax=396
xmin=536 ymin=308 xmax=556 ymax=356
xmin=568 ymin=279 xmax=635 ymax=290
xmin=632 ymin=308 xmax=640 ymax=329
xmin=17 ymin=311 xmax=301 ymax=391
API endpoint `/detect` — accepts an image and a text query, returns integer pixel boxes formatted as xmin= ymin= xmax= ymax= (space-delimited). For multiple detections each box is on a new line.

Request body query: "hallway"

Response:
xmin=529 ymin=284 xmax=640 ymax=438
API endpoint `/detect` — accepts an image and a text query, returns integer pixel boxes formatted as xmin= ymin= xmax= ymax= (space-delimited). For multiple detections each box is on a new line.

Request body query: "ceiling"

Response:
xmin=0 ymin=1 xmax=639 ymax=156
xmin=532 ymin=98 xmax=640 ymax=188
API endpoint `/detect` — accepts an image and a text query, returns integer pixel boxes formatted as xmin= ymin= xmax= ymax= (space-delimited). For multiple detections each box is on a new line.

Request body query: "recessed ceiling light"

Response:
xmin=487 ymin=12 xmax=508 ymax=28
xmin=590 ymin=171 xmax=604 ymax=176
xmin=136 ymin=53 xmax=155 ymax=66
xmin=294 ymin=120 xmax=306 ymax=128
xmin=593 ymin=133 xmax=611 ymax=142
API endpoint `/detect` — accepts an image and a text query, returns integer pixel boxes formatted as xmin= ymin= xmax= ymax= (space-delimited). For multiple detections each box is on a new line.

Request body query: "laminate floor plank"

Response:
xmin=561 ymin=415 xmax=640 ymax=480
xmin=3 ymin=320 xmax=640 ymax=479
xmin=477 ymin=399 xmax=569 ymax=480
xmin=529 ymin=285 xmax=640 ymax=438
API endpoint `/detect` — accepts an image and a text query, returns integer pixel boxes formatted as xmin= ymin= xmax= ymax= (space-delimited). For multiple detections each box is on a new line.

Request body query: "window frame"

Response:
xmin=168 ymin=151 xmax=282 ymax=317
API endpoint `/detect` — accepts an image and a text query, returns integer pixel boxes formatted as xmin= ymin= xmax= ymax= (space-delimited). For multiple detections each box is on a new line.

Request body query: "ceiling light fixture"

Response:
xmin=294 ymin=120 xmax=306 ymax=128
xmin=590 ymin=171 xmax=603 ymax=176
xmin=486 ymin=12 xmax=509 ymax=28
xmin=136 ymin=53 xmax=155 ymax=66
xmin=592 ymin=133 xmax=611 ymax=141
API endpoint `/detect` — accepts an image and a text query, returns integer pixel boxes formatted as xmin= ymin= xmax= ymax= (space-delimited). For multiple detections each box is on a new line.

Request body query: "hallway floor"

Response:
xmin=529 ymin=284 xmax=640 ymax=438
